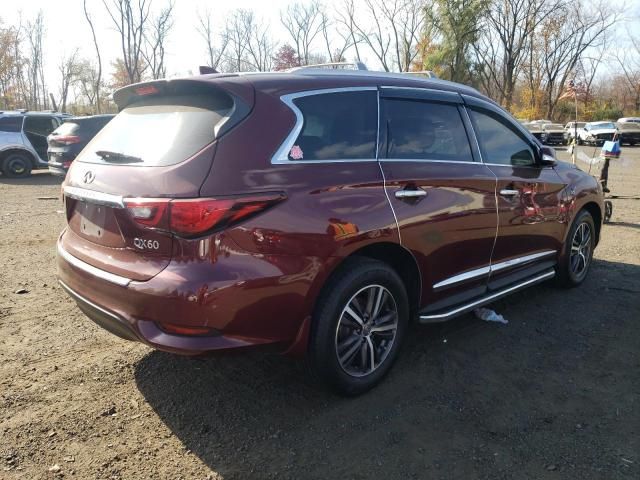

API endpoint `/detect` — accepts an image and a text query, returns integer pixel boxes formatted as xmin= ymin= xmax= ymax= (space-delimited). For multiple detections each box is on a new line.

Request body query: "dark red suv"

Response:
xmin=57 ymin=71 xmax=604 ymax=395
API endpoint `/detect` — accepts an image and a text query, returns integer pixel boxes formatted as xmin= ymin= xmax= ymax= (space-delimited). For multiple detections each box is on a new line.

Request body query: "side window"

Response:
xmin=382 ymin=99 xmax=473 ymax=162
xmin=0 ymin=116 xmax=23 ymax=133
xmin=24 ymin=116 xmax=57 ymax=136
xmin=289 ymin=91 xmax=377 ymax=161
xmin=468 ymin=108 xmax=536 ymax=166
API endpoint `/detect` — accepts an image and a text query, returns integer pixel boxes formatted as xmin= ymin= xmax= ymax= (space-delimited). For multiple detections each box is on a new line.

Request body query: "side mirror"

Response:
xmin=539 ymin=145 xmax=556 ymax=166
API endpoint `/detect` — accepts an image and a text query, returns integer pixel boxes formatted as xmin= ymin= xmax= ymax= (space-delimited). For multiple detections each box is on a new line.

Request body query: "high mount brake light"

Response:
xmin=123 ymin=194 xmax=285 ymax=237
xmin=135 ymin=85 xmax=159 ymax=96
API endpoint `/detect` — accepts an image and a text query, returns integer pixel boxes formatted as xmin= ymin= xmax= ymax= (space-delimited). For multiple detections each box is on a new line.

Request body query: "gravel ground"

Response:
xmin=1 ymin=147 xmax=638 ymax=479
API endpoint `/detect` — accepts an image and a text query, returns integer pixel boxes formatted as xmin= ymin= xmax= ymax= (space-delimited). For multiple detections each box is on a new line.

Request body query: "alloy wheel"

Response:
xmin=334 ymin=284 xmax=399 ymax=378
xmin=570 ymin=222 xmax=592 ymax=278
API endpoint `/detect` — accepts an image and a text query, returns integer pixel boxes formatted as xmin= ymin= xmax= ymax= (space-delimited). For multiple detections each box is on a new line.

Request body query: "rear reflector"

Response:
xmin=123 ymin=193 xmax=285 ymax=237
xmin=157 ymin=322 xmax=219 ymax=336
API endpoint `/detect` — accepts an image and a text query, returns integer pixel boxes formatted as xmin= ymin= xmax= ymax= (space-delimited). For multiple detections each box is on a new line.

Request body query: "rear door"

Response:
xmin=464 ymin=97 xmax=565 ymax=291
xmin=378 ymin=88 xmax=498 ymax=314
xmin=61 ymin=80 xmax=252 ymax=281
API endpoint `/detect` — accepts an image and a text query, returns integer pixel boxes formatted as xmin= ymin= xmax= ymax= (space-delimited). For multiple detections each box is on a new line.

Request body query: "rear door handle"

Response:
xmin=499 ymin=189 xmax=519 ymax=197
xmin=395 ymin=189 xmax=427 ymax=199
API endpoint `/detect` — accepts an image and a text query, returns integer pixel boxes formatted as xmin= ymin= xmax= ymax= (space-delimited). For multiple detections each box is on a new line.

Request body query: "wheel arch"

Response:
xmin=0 ymin=146 xmax=38 ymax=168
xmin=581 ymin=201 xmax=602 ymax=246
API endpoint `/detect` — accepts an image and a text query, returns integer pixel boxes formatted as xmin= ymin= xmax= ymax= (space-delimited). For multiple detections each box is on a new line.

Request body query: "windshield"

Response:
xmin=78 ymin=94 xmax=233 ymax=166
xmin=591 ymin=122 xmax=616 ymax=129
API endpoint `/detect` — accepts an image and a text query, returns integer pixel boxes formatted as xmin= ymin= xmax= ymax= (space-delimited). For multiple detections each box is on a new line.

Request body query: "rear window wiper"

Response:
xmin=95 ymin=150 xmax=143 ymax=163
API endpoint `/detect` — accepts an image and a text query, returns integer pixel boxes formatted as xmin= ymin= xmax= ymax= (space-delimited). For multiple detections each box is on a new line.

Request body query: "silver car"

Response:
xmin=0 ymin=111 xmax=68 ymax=177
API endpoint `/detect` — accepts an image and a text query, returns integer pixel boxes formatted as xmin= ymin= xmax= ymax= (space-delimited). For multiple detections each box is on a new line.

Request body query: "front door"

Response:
xmin=466 ymin=104 xmax=566 ymax=291
xmin=378 ymin=88 xmax=498 ymax=314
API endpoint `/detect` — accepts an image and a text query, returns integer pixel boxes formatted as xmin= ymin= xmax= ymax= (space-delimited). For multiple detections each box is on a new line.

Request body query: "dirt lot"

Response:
xmin=1 ymin=147 xmax=638 ymax=480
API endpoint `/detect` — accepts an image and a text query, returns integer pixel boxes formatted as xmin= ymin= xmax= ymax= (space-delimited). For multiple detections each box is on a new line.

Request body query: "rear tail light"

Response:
xmin=54 ymin=135 xmax=81 ymax=145
xmin=124 ymin=193 xmax=285 ymax=237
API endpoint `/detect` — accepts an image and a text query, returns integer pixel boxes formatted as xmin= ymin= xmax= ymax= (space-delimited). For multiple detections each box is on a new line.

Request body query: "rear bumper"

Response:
xmin=56 ymin=235 xmax=327 ymax=355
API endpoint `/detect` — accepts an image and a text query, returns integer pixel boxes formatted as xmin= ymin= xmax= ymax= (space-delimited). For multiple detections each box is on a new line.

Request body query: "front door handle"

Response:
xmin=395 ymin=189 xmax=427 ymax=199
xmin=499 ymin=189 xmax=519 ymax=197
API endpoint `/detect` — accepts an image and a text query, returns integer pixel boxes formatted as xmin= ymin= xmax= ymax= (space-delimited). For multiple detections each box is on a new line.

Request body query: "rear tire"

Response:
xmin=556 ymin=209 xmax=595 ymax=288
xmin=2 ymin=152 xmax=33 ymax=178
xmin=308 ymin=258 xmax=409 ymax=396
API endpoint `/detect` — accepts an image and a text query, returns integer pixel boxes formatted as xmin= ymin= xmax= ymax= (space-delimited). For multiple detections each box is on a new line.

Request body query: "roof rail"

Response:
xmin=288 ymin=61 xmax=369 ymax=72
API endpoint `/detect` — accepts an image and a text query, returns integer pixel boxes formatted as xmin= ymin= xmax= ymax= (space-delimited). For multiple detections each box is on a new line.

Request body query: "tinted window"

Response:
xmin=0 ymin=116 xmax=22 ymax=132
xmin=290 ymin=91 xmax=377 ymax=160
xmin=53 ymin=122 xmax=80 ymax=136
xmin=383 ymin=99 xmax=473 ymax=161
xmin=78 ymin=94 xmax=232 ymax=166
xmin=469 ymin=109 xmax=536 ymax=166
xmin=24 ymin=116 xmax=58 ymax=136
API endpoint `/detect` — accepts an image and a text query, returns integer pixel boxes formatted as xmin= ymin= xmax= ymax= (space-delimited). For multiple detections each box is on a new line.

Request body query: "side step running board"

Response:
xmin=419 ymin=269 xmax=555 ymax=323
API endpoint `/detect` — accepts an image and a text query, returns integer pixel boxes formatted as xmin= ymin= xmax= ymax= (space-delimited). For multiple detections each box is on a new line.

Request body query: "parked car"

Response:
xmin=541 ymin=123 xmax=568 ymax=145
xmin=617 ymin=117 xmax=640 ymax=124
xmin=47 ymin=115 xmax=115 ymax=176
xmin=564 ymin=121 xmax=586 ymax=141
xmin=0 ymin=111 xmax=69 ymax=177
xmin=577 ymin=121 xmax=617 ymax=145
xmin=616 ymin=121 xmax=640 ymax=145
xmin=524 ymin=122 xmax=544 ymax=142
xmin=56 ymin=71 xmax=604 ymax=395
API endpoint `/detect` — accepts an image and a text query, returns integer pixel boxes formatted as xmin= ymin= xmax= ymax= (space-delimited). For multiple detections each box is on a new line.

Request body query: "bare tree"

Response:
xmin=197 ymin=9 xmax=229 ymax=71
xmin=246 ymin=17 xmax=277 ymax=71
xmin=25 ymin=11 xmax=47 ymax=109
xmin=339 ymin=0 xmax=424 ymax=72
xmin=58 ymin=49 xmax=81 ymax=112
xmin=320 ymin=8 xmax=354 ymax=63
xmin=83 ymin=0 xmax=102 ymax=113
xmin=280 ymin=1 xmax=323 ymax=65
xmin=103 ymin=0 xmax=152 ymax=84
xmin=335 ymin=0 xmax=363 ymax=62
xmin=540 ymin=2 xmax=618 ymax=118
xmin=613 ymin=29 xmax=640 ymax=113
xmin=225 ymin=9 xmax=252 ymax=72
xmin=474 ymin=0 xmax=563 ymax=109
xmin=143 ymin=1 xmax=174 ymax=79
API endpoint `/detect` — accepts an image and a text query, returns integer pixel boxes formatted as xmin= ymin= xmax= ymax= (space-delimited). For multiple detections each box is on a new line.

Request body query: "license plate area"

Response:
xmin=68 ymin=201 xmax=127 ymax=247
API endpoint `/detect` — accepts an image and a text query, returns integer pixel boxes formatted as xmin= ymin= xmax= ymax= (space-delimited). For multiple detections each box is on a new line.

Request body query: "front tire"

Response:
xmin=308 ymin=258 xmax=409 ymax=396
xmin=2 ymin=152 xmax=33 ymax=178
xmin=556 ymin=209 xmax=596 ymax=287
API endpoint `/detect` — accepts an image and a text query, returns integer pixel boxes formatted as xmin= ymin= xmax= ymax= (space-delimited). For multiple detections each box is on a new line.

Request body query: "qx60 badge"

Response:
xmin=134 ymin=238 xmax=160 ymax=250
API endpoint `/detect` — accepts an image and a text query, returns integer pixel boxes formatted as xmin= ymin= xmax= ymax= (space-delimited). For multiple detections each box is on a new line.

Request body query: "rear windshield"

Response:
xmin=53 ymin=122 xmax=80 ymax=135
xmin=78 ymin=94 xmax=233 ymax=166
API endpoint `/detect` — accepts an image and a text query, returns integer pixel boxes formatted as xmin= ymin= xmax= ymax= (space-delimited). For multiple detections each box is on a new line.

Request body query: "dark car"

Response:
xmin=47 ymin=115 xmax=114 ymax=176
xmin=57 ymin=71 xmax=604 ymax=395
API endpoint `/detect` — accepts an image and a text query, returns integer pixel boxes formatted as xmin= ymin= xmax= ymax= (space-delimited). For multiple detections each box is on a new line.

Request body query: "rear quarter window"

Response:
xmin=78 ymin=94 xmax=233 ymax=167
xmin=0 ymin=116 xmax=23 ymax=133
xmin=287 ymin=90 xmax=377 ymax=161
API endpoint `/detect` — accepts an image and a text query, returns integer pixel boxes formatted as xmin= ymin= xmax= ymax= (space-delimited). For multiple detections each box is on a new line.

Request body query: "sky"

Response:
xmin=2 ymin=0 xmax=639 ymax=93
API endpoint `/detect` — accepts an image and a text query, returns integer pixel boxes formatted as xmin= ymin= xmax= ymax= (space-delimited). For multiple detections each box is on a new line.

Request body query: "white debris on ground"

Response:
xmin=474 ymin=307 xmax=508 ymax=324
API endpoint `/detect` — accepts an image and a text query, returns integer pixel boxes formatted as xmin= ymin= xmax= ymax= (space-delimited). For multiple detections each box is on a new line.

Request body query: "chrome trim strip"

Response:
xmin=490 ymin=250 xmax=556 ymax=273
xmin=58 ymin=279 xmax=123 ymax=322
xmin=421 ymin=270 xmax=555 ymax=322
xmin=271 ymin=86 xmax=378 ymax=164
xmin=378 ymin=158 xmax=477 ymax=164
xmin=57 ymin=243 xmax=131 ymax=287
xmin=63 ymin=186 xmax=125 ymax=209
xmin=433 ymin=266 xmax=491 ymax=290
xmin=432 ymin=250 xmax=556 ymax=290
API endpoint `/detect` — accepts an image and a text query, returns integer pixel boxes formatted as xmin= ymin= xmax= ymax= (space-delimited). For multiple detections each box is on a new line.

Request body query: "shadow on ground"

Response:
xmin=0 ymin=171 xmax=63 ymax=186
xmin=135 ymin=259 xmax=639 ymax=479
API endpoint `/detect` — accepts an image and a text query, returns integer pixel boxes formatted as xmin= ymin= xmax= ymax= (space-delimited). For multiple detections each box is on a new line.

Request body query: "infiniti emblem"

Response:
xmin=83 ymin=171 xmax=95 ymax=184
